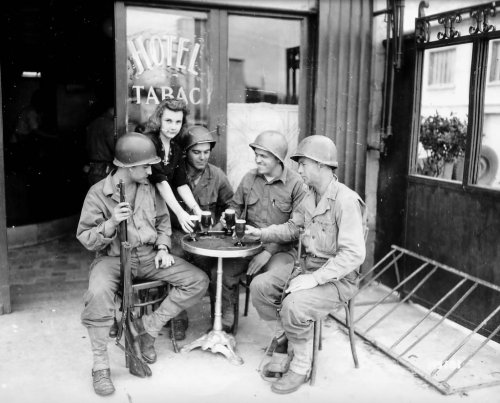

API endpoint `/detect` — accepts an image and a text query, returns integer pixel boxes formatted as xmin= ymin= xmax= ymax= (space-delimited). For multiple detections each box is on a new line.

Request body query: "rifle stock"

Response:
xmin=116 ymin=180 xmax=152 ymax=378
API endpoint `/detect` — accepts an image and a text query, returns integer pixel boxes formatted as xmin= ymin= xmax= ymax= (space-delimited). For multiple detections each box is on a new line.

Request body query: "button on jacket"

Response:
xmin=230 ymin=167 xmax=306 ymax=255
xmin=77 ymin=173 xmax=172 ymax=256
xmin=260 ymin=178 xmax=366 ymax=298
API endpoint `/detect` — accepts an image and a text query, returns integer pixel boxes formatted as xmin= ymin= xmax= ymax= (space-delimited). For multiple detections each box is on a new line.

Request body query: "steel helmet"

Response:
xmin=183 ymin=125 xmax=216 ymax=151
xmin=249 ymin=131 xmax=288 ymax=164
xmin=291 ymin=135 xmax=338 ymax=168
xmin=113 ymin=132 xmax=161 ymax=168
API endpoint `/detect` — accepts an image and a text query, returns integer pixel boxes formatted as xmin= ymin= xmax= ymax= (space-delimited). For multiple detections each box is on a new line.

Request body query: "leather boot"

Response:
xmin=221 ymin=304 xmax=235 ymax=333
xmin=134 ymin=316 xmax=157 ymax=364
xmin=262 ymin=352 xmax=292 ymax=380
xmin=270 ymin=370 xmax=307 ymax=394
xmin=92 ymin=369 xmax=115 ymax=396
xmin=87 ymin=327 xmax=110 ymax=373
xmin=108 ymin=318 xmax=118 ymax=338
xmin=139 ymin=332 xmax=157 ymax=364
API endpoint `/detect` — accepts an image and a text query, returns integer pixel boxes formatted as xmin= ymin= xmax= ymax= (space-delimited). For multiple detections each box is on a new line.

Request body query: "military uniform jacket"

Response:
xmin=230 ymin=167 xmax=306 ymax=255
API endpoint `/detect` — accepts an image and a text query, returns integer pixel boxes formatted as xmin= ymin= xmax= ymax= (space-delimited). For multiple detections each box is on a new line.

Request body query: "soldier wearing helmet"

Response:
xmin=77 ymin=132 xmax=209 ymax=396
xmin=218 ymin=130 xmax=307 ymax=333
xmin=168 ymin=125 xmax=234 ymax=340
xmin=245 ymin=135 xmax=366 ymax=395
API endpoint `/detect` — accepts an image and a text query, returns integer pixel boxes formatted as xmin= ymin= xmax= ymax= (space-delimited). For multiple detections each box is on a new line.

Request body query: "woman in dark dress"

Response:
xmin=143 ymin=98 xmax=202 ymax=232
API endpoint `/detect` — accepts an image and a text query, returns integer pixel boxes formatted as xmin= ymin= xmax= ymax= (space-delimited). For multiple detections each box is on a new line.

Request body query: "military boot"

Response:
xmin=262 ymin=333 xmax=290 ymax=379
xmin=139 ymin=332 xmax=157 ymax=363
xmin=134 ymin=316 xmax=157 ymax=363
xmin=92 ymin=369 xmax=115 ymax=396
xmin=87 ymin=327 xmax=115 ymax=396
xmin=270 ymin=370 xmax=307 ymax=394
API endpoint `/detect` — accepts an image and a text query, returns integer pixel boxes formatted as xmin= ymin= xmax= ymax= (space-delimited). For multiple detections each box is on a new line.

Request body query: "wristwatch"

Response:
xmin=156 ymin=244 xmax=168 ymax=252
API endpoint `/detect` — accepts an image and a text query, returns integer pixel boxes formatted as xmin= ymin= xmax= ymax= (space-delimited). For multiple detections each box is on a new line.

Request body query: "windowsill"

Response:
xmin=408 ymin=174 xmax=500 ymax=198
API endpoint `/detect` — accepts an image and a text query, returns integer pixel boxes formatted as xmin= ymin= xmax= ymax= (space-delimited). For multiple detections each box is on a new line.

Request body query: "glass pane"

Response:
xmin=227 ymin=15 xmax=301 ymax=189
xmin=417 ymin=44 xmax=472 ymax=181
xmin=126 ymin=7 xmax=209 ymax=131
xmin=478 ymin=39 xmax=500 ymax=189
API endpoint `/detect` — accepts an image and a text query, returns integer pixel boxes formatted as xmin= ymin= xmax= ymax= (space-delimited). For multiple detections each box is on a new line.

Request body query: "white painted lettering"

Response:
xmin=147 ymin=35 xmax=164 ymax=66
xmin=161 ymin=87 xmax=174 ymax=100
xmin=146 ymin=87 xmax=160 ymax=104
xmin=132 ymin=86 xmax=145 ymax=103
xmin=187 ymin=42 xmax=200 ymax=76
xmin=189 ymin=88 xmax=201 ymax=105
xmin=127 ymin=35 xmax=153 ymax=75
xmin=176 ymin=37 xmax=190 ymax=71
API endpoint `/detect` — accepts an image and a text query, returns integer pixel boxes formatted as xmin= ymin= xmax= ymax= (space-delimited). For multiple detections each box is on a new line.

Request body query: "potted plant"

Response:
xmin=418 ymin=112 xmax=467 ymax=179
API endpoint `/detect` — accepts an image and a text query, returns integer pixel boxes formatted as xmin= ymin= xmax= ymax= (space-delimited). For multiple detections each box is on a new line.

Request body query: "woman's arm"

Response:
xmin=155 ymin=181 xmax=194 ymax=233
xmin=177 ymin=184 xmax=203 ymax=216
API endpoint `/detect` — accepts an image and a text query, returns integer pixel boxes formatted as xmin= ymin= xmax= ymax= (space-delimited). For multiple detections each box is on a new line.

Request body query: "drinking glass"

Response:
xmin=224 ymin=208 xmax=236 ymax=235
xmin=200 ymin=211 xmax=212 ymax=235
xmin=188 ymin=215 xmax=200 ymax=241
xmin=234 ymin=219 xmax=246 ymax=247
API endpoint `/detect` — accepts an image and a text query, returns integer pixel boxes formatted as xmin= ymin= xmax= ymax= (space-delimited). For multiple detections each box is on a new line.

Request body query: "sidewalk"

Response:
xmin=2 ymin=237 xmax=500 ymax=403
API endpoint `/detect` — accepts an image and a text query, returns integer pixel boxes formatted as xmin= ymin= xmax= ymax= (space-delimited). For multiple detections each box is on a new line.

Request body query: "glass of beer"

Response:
xmin=200 ymin=211 xmax=212 ymax=235
xmin=188 ymin=215 xmax=200 ymax=242
xmin=234 ymin=219 xmax=246 ymax=247
xmin=224 ymin=208 xmax=236 ymax=235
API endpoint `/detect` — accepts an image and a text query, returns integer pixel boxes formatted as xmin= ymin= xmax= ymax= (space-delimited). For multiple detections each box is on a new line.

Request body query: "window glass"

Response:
xmin=479 ymin=41 xmax=500 ymax=189
xmin=417 ymin=44 xmax=472 ymax=181
xmin=226 ymin=15 xmax=301 ymax=188
xmin=126 ymin=7 xmax=209 ymax=131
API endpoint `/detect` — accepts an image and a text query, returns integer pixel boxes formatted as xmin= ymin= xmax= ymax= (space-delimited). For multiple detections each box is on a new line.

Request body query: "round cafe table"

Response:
xmin=180 ymin=231 xmax=262 ymax=365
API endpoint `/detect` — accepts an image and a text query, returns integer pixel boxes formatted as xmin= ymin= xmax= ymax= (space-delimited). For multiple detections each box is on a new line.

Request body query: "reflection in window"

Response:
xmin=226 ymin=15 xmax=302 ymax=189
xmin=418 ymin=44 xmax=472 ymax=181
xmin=428 ymin=48 xmax=455 ymax=86
xmin=479 ymin=43 xmax=500 ymax=189
xmin=489 ymin=40 xmax=500 ymax=83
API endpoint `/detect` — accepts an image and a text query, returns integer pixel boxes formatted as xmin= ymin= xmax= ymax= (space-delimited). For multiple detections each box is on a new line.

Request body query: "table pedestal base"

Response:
xmin=181 ymin=329 xmax=244 ymax=365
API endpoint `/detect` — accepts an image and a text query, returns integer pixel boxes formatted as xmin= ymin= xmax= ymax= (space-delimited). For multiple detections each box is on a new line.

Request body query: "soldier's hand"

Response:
xmin=110 ymin=202 xmax=132 ymax=226
xmin=285 ymin=274 xmax=318 ymax=293
xmin=244 ymin=225 xmax=262 ymax=241
xmin=177 ymin=210 xmax=194 ymax=233
xmin=220 ymin=212 xmax=227 ymax=229
xmin=155 ymin=250 xmax=175 ymax=269
xmin=247 ymin=250 xmax=272 ymax=276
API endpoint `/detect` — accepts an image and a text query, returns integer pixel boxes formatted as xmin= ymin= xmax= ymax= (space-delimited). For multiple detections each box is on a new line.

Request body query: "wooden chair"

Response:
xmin=310 ymin=298 xmax=358 ymax=385
xmin=131 ymin=280 xmax=179 ymax=352
xmin=310 ymin=219 xmax=368 ymax=385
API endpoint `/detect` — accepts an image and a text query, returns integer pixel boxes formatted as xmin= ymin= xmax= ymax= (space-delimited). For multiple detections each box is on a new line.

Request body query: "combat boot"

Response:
xmin=270 ymin=369 xmax=307 ymax=394
xmin=139 ymin=332 xmax=157 ymax=363
xmin=92 ymin=369 xmax=115 ymax=396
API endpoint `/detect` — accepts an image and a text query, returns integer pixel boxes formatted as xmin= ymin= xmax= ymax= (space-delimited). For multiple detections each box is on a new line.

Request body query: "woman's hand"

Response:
xmin=176 ymin=209 xmax=195 ymax=233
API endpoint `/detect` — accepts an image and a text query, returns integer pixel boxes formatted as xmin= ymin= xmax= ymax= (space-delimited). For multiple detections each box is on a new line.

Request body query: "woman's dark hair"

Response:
xmin=144 ymin=98 xmax=189 ymax=135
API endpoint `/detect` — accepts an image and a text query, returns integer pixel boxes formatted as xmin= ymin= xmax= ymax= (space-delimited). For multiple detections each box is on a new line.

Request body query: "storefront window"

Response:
xmin=126 ymin=7 xmax=209 ymax=131
xmin=226 ymin=15 xmax=301 ymax=188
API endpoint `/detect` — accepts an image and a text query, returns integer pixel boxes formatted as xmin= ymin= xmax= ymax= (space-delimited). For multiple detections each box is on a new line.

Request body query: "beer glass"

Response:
xmin=234 ymin=219 xmax=246 ymax=247
xmin=224 ymin=208 xmax=236 ymax=235
xmin=200 ymin=211 xmax=212 ymax=235
xmin=188 ymin=215 xmax=200 ymax=242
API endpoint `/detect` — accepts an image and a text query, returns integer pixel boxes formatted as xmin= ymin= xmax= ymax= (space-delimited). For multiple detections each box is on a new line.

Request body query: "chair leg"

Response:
xmin=345 ymin=300 xmax=359 ymax=368
xmin=244 ymin=274 xmax=251 ymax=316
xmin=310 ymin=320 xmax=320 ymax=385
xmin=232 ymin=287 xmax=240 ymax=335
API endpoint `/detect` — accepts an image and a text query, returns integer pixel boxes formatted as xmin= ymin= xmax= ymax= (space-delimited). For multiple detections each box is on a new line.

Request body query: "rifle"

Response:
xmin=115 ymin=179 xmax=152 ymax=378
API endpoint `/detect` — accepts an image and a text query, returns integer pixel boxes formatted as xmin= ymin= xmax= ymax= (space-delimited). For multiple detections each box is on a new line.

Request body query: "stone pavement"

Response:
xmin=2 ymin=237 xmax=500 ymax=403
